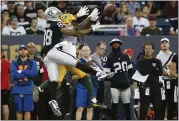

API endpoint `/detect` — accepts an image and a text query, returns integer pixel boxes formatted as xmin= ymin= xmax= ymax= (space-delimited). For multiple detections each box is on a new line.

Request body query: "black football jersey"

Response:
xmin=104 ymin=53 xmax=133 ymax=88
xmin=42 ymin=21 xmax=66 ymax=54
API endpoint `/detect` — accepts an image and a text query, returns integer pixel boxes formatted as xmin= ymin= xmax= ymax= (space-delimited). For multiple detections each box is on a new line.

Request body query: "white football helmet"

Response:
xmin=44 ymin=7 xmax=63 ymax=21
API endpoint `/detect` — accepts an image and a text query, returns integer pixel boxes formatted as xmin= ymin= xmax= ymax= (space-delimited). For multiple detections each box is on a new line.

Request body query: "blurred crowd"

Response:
xmin=1 ymin=1 xmax=178 ymax=36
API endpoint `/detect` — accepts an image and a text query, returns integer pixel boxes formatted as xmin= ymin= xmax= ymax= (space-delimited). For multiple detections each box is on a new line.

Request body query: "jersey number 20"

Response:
xmin=43 ymin=29 xmax=53 ymax=46
xmin=113 ymin=62 xmax=128 ymax=73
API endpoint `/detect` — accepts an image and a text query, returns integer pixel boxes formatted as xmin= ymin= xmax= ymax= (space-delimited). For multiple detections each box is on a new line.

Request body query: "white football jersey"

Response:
xmin=133 ymin=16 xmax=149 ymax=32
xmin=2 ymin=25 xmax=26 ymax=35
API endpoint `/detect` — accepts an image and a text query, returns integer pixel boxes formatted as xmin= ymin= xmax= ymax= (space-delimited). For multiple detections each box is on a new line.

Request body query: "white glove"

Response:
xmin=91 ymin=22 xmax=102 ymax=31
xmin=76 ymin=6 xmax=89 ymax=17
xmin=88 ymin=8 xmax=100 ymax=21
xmin=17 ymin=70 xmax=22 ymax=73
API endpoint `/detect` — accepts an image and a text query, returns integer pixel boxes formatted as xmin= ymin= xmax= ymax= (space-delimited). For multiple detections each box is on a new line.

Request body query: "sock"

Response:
xmin=48 ymin=81 xmax=58 ymax=100
xmin=111 ymin=103 xmax=118 ymax=120
xmin=80 ymin=76 xmax=95 ymax=98
xmin=39 ymin=80 xmax=50 ymax=89
xmin=76 ymin=62 xmax=97 ymax=75
xmin=124 ymin=103 xmax=131 ymax=120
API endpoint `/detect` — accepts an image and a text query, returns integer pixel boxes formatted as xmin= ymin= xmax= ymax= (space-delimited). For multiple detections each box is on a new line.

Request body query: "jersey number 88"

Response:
xmin=43 ymin=29 xmax=53 ymax=46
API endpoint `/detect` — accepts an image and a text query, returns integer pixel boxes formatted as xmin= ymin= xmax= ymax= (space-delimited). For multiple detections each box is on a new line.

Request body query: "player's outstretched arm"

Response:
xmin=74 ymin=8 xmax=100 ymax=31
xmin=60 ymin=27 xmax=92 ymax=37
xmin=74 ymin=17 xmax=92 ymax=31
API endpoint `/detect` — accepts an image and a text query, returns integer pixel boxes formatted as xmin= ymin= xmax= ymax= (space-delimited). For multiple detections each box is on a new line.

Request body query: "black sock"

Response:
xmin=111 ymin=103 xmax=118 ymax=120
xmin=48 ymin=81 xmax=58 ymax=101
xmin=124 ymin=103 xmax=131 ymax=120
xmin=76 ymin=62 xmax=97 ymax=75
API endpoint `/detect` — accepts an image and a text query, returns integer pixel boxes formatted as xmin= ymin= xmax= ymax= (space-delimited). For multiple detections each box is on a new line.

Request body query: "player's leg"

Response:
xmin=120 ymin=87 xmax=131 ymax=120
xmin=47 ymin=47 xmax=107 ymax=80
xmin=33 ymin=65 xmax=68 ymax=103
xmin=66 ymin=66 xmax=95 ymax=99
xmin=43 ymin=56 xmax=62 ymax=117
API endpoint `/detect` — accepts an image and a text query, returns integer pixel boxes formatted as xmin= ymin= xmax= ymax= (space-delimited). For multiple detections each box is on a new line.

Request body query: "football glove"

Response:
xmin=77 ymin=6 xmax=89 ymax=17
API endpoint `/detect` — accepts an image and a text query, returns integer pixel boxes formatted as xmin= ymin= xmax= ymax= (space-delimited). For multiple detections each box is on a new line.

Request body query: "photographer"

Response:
xmin=104 ymin=38 xmax=133 ymax=120
xmin=137 ymin=42 xmax=163 ymax=120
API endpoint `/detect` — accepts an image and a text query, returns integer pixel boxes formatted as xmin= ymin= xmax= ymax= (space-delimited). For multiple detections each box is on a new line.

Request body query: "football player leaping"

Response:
xmin=42 ymin=6 xmax=109 ymax=117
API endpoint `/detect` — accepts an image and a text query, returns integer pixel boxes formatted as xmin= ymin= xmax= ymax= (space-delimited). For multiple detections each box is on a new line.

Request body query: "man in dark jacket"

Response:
xmin=137 ymin=42 xmax=163 ymax=120
xmin=11 ymin=45 xmax=38 ymax=120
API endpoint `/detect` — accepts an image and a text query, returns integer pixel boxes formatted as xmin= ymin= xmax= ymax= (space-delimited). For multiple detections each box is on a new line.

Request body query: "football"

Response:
xmin=103 ymin=3 xmax=117 ymax=16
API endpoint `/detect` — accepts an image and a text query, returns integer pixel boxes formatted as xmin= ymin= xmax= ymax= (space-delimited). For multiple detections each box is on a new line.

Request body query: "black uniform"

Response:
xmin=137 ymin=56 xmax=163 ymax=120
xmin=105 ymin=52 xmax=133 ymax=120
xmin=42 ymin=21 xmax=65 ymax=55
xmin=105 ymin=53 xmax=133 ymax=89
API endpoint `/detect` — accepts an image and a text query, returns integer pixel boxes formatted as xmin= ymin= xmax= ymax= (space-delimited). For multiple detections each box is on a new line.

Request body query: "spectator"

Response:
xmin=11 ymin=45 xmax=38 ymax=120
xmin=26 ymin=42 xmax=45 ymax=120
xmin=1 ymin=48 xmax=11 ymax=120
xmin=133 ymin=8 xmax=149 ymax=33
xmin=37 ymin=8 xmax=47 ymax=31
xmin=7 ymin=1 xmax=16 ymax=17
xmin=1 ymin=10 xmax=10 ymax=30
xmin=146 ymin=1 xmax=161 ymax=18
xmin=90 ymin=41 xmax=107 ymax=120
xmin=1 ymin=1 xmax=8 ymax=12
xmin=27 ymin=42 xmax=43 ymax=86
xmin=57 ymin=1 xmax=68 ymax=13
xmin=24 ymin=1 xmax=37 ymax=19
xmin=2 ymin=15 xmax=26 ymax=36
xmin=115 ymin=3 xmax=130 ymax=24
xmin=142 ymin=5 xmax=150 ymax=19
xmin=164 ymin=1 xmax=178 ymax=30
xmin=126 ymin=1 xmax=140 ymax=17
xmin=26 ymin=18 xmax=44 ymax=35
xmin=76 ymin=45 xmax=98 ymax=120
xmin=125 ymin=16 xmax=137 ymax=36
xmin=141 ymin=17 xmax=161 ymax=36
xmin=16 ymin=4 xmax=31 ymax=28
xmin=90 ymin=41 xmax=106 ymax=68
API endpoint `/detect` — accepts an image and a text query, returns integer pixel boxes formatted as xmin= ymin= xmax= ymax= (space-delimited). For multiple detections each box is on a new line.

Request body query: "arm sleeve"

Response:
xmin=11 ymin=62 xmax=28 ymax=79
xmin=21 ymin=61 xmax=38 ymax=77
